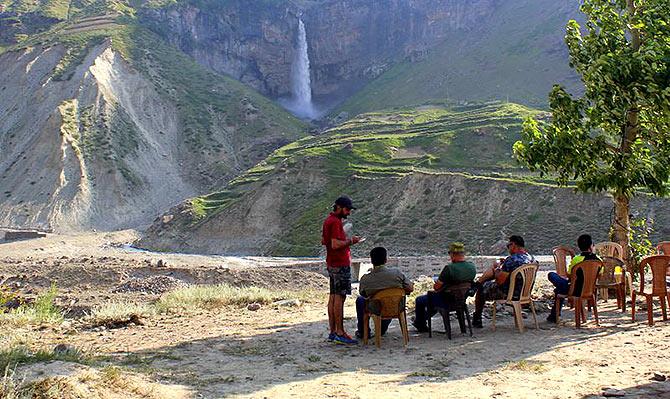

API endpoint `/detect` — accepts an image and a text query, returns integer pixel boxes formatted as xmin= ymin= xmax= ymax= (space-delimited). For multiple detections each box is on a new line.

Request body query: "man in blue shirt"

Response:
xmin=471 ymin=235 xmax=535 ymax=328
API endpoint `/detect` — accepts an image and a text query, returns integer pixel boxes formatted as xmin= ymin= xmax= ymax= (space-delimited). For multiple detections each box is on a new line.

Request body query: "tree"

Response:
xmin=514 ymin=0 xmax=670 ymax=263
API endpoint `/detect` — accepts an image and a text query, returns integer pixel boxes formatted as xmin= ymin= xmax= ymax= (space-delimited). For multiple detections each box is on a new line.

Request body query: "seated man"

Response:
xmin=546 ymin=234 xmax=599 ymax=323
xmin=471 ymin=235 xmax=535 ymax=328
xmin=355 ymin=247 xmax=414 ymax=339
xmin=412 ymin=242 xmax=476 ymax=332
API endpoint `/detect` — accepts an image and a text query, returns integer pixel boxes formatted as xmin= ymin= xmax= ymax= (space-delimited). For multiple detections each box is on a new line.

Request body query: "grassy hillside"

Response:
xmin=191 ymin=102 xmax=542 ymax=218
xmin=139 ymin=101 xmax=670 ymax=256
xmin=336 ymin=0 xmax=582 ymax=117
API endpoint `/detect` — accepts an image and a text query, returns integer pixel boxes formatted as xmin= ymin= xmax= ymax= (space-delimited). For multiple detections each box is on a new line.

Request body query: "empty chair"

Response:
xmin=362 ymin=288 xmax=410 ymax=348
xmin=556 ymin=260 xmax=602 ymax=328
xmin=552 ymin=246 xmax=576 ymax=278
xmin=594 ymin=242 xmax=626 ymax=300
xmin=656 ymin=241 xmax=670 ymax=255
xmin=596 ymin=256 xmax=627 ymax=311
xmin=427 ymin=281 xmax=473 ymax=339
xmin=631 ymin=255 xmax=670 ymax=326
xmin=491 ymin=263 xmax=539 ymax=333
xmin=594 ymin=242 xmax=624 ymax=259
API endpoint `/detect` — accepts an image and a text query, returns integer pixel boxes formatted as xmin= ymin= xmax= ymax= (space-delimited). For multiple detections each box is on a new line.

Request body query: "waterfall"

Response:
xmin=287 ymin=18 xmax=318 ymax=119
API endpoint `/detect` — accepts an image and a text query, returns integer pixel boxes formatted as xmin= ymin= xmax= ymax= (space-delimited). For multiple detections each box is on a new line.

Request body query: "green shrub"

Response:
xmin=0 ymin=284 xmax=62 ymax=326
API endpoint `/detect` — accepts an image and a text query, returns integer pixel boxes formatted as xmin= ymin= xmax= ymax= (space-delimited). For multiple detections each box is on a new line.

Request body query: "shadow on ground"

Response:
xmin=115 ymin=301 xmax=661 ymax=398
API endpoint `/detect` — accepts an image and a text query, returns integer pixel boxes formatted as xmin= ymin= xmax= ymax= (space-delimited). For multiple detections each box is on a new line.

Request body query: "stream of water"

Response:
xmin=283 ymin=18 xmax=319 ymax=119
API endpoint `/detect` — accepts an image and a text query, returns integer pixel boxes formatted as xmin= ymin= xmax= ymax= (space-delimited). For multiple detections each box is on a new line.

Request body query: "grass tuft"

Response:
xmin=86 ymin=302 xmax=155 ymax=327
xmin=0 ymin=344 xmax=90 ymax=372
xmin=155 ymin=284 xmax=293 ymax=313
xmin=504 ymin=359 xmax=546 ymax=373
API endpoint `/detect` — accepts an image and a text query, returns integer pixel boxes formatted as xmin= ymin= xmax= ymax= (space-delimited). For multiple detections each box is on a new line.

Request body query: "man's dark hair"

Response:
xmin=577 ymin=234 xmax=593 ymax=252
xmin=370 ymin=247 xmax=387 ymax=266
xmin=509 ymin=235 xmax=525 ymax=248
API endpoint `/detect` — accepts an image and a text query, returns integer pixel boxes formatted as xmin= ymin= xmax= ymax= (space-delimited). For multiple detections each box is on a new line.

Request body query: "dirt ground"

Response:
xmin=2 ymin=231 xmax=669 ymax=398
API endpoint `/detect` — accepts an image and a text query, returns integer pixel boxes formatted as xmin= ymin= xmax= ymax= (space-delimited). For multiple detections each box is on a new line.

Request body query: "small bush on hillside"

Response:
xmin=0 ymin=285 xmax=19 ymax=310
xmin=0 ymin=284 xmax=62 ymax=326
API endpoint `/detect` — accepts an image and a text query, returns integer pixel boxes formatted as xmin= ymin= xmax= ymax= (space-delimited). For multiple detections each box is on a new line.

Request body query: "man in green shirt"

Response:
xmin=412 ymin=242 xmax=477 ymax=332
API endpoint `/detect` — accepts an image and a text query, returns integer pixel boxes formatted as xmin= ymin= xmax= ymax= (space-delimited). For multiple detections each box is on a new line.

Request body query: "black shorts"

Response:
xmin=327 ymin=266 xmax=352 ymax=296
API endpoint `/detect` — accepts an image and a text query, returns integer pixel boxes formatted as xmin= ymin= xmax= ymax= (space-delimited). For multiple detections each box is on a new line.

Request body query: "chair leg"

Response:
xmin=600 ymin=287 xmax=608 ymax=302
xmin=530 ymin=301 xmax=539 ymax=330
xmin=374 ymin=316 xmax=382 ymax=348
xmin=646 ymin=296 xmax=654 ymax=326
xmin=575 ymin=299 xmax=581 ymax=329
xmin=631 ymin=291 xmax=637 ymax=322
xmin=465 ymin=307 xmax=473 ymax=337
xmin=363 ymin=313 xmax=369 ymax=345
xmin=491 ymin=303 xmax=497 ymax=331
xmin=581 ymin=301 xmax=587 ymax=323
xmin=591 ymin=296 xmax=599 ymax=326
xmin=443 ymin=309 xmax=452 ymax=340
xmin=399 ymin=312 xmax=409 ymax=347
xmin=456 ymin=309 xmax=466 ymax=334
xmin=427 ymin=308 xmax=432 ymax=338
xmin=555 ymin=297 xmax=562 ymax=325
xmin=660 ymin=295 xmax=668 ymax=321
xmin=512 ymin=302 xmax=524 ymax=333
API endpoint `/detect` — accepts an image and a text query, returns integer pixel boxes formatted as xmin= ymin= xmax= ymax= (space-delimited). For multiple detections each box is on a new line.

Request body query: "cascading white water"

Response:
xmin=287 ymin=18 xmax=318 ymax=119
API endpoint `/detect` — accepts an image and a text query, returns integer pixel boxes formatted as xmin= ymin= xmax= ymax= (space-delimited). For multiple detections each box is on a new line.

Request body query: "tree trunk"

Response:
xmin=612 ymin=1 xmax=638 ymax=267
xmin=613 ymin=193 xmax=630 ymax=266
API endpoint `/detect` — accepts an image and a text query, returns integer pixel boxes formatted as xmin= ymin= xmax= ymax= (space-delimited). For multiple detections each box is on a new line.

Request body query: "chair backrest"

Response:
xmin=598 ymin=256 xmax=625 ymax=285
xmin=637 ymin=255 xmax=670 ymax=295
xmin=656 ymin=241 xmax=670 ymax=255
xmin=594 ymin=242 xmax=624 ymax=260
xmin=505 ymin=263 xmax=538 ymax=302
xmin=552 ymin=246 xmax=575 ymax=277
xmin=368 ymin=287 xmax=406 ymax=318
xmin=443 ymin=281 xmax=472 ymax=305
xmin=568 ymin=260 xmax=602 ymax=298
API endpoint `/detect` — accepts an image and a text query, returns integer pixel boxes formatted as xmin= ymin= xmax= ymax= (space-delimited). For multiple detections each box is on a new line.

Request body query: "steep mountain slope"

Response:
xmin=0 ymin=5 xmax=306 ymax=231
xmin=138 ymin=102 xmax=670 ymax=256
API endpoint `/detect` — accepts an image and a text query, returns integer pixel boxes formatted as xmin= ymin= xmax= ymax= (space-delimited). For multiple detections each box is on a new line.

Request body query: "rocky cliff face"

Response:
xmin=305 ymin=0 xmax=498 ymax=102
xmin=140 ymin=0 xmax=300 ymax=98
xmin=139 ymin=0 xmax=500 ymax=107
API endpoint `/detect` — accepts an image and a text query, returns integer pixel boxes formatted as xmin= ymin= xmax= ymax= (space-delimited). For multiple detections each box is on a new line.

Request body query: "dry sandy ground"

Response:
xmin=2 ymin=232 xmax=670 ymax=398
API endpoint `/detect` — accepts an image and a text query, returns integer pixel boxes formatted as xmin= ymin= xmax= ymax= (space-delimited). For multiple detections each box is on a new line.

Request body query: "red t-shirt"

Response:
xmin=322 ymin=213 xmax=350 ymax=267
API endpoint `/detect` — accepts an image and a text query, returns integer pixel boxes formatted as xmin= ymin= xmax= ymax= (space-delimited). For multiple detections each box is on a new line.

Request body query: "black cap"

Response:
xmin=334 ymin=196 xmax=356 ymax=210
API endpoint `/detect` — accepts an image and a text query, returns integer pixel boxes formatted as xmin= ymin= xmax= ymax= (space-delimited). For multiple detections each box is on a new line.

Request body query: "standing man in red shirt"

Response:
xmin=322 ymin=196 xmax=362 ymax=345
